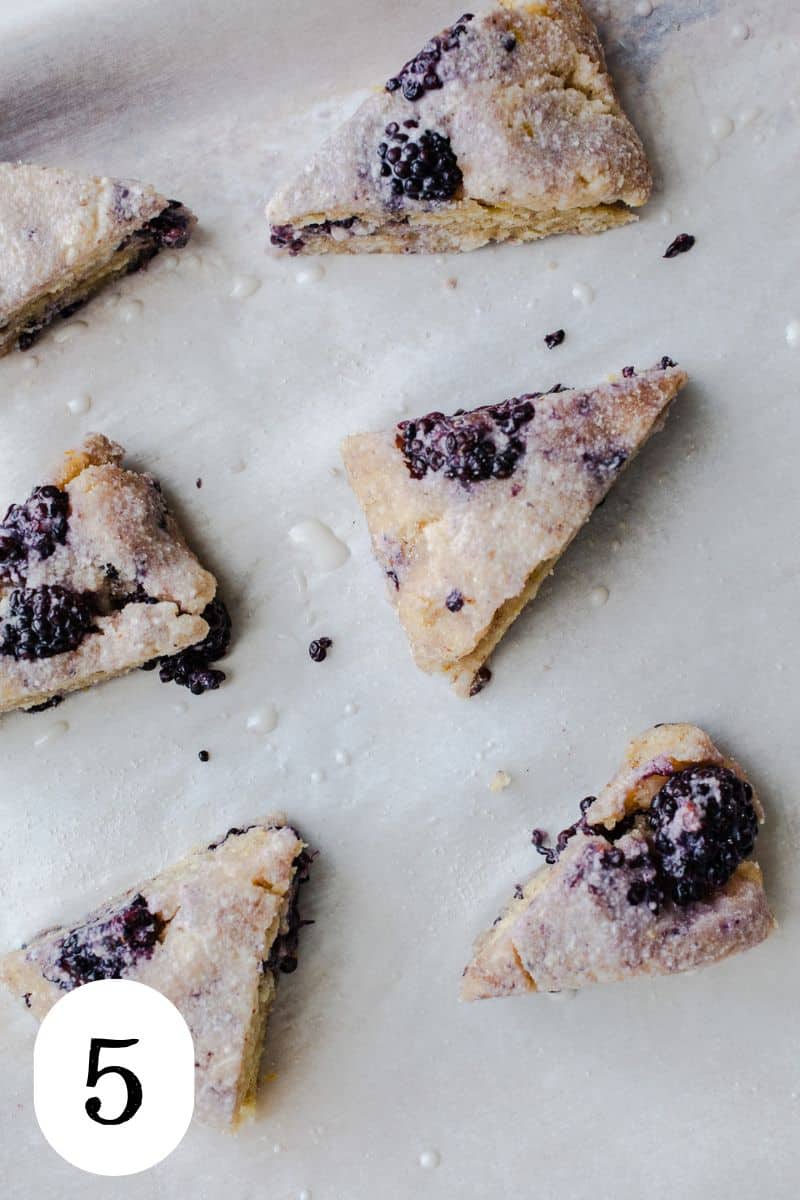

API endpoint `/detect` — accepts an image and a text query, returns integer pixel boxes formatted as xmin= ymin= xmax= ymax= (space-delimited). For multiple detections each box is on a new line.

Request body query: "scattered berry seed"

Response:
xmin=664 ymin=233 xmax=695 ymax=258
xmin=659 ymin=355 xmax=677 ymax=369
xmin=198 ymin=750 xmax=210 ymax=762
xmin=622 ymin=365 xmax=635 ymax=378
xmin=309 ymin=636 xmax=333 ymax=663
xmin=503 ymin=33 xmax=517 ymax=51
xmin=544 ymin=329 xmax=565 ymax=349
xmin=196 ymin=478 xmax=203 ymax=489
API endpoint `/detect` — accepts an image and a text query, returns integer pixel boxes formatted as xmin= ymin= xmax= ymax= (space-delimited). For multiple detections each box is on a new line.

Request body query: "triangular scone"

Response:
xmin=462 ymin=724 xmax=775 ymax=999
xmin=342 ymin=361 xmax=687 ymax=697
xmin=0 ymin=823 xmax=313 ymax=1128
xmin=0 ymin=163 xmax=195 ymax=356
xmin=0 ymin=434 xmax=230 ymax=714
xmin=266 ymin=0 xmax=651 ymax=256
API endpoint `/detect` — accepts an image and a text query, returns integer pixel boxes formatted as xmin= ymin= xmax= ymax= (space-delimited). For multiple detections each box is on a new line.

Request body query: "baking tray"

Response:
xmin=1 ymin=1 xmax=799 ymax=1196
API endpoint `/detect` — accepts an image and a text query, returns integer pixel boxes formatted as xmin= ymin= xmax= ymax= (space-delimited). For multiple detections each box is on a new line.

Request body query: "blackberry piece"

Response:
xmin=664 ymin=233 xmax=695 ymax=258
xmin=622 ymin=366 xmax=635 ymax=378
xmin=263 ymin=847 xmax=315 ymax=976
xmin=396 ymin=394 xmax=536 ymax=485
xmin=386 ymin=13 xmax=474 ymax=100
xmin=198 ymin=749 xmax=210 ymax=762
xmin=25 ymin=695 xmax=64 ymax=714
xmin=544 ymin=329 xmax=565 ymax=349
xmin=146 ymin=201 xmax=194 ymax=250
xmin=155 ymin=597 xmax=232 ymax=695
xmin=647 ymin=765 xmax=759 ymax=905
xmin=469 ymin=665 xmax=492 ymax=696
xmin=532 ymin=796 xmax=598 ymax=864
xmin=581 ymin=447 xmax=628 ymax=479
xmin=269 ymin=224 xmax=305 ymax=254
xmin=378 ymin=125 xmax=463 ymax=202
xmin=1 ymin=484 xmax=69 ymax=566
xmin=0 ymin=585 xmax=96 ymax=660
xmin=50 ymin=894 xmax=164 ymax=988
xmin=659 ymin=355 xmax=677 ymax=369
xmin=309 ymin=636 xmax=332 ymax=662
xmin=445 ymin=589 xmax=464 ymax=612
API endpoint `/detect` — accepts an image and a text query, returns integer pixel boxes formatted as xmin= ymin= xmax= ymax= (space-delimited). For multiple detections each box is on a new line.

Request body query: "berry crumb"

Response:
xmin=664 ymin=233 xmax=695 ymax=258
xmin=309 ymin=637 xmax=333 ymax=663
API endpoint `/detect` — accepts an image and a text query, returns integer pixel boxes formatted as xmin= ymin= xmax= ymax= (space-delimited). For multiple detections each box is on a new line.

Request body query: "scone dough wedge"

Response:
xmin=0 ymin=434 xmax=228 ymax=714
xmin=342 ymin=361 xmax=687 ymax=696
xmin=0 ymin=162 xmax=195 ymax=356
xmin=0 ymin=822 xmax=313 ymax=1129
xmin=462 ymin=724 xmax=775 ymax=999
xmin=267 ymin=0 xmax=651 ymax=255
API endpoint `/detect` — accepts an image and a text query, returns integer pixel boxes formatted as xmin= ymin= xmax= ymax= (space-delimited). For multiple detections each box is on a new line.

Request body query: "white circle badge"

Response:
xmin=34 ymin=979 xmax=194 ymax=1176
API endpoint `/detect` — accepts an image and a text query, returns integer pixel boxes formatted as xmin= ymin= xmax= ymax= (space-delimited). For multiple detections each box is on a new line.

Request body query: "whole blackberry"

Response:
xmin=386 ymin=13 xmax=474 ymax=100
xmin=378 ymin=123 xmax=463 ymax=201
xmin=156 ymin=597 xmax=232 ymax=695
xmin=0 ymin=585 xmax=96 ymax=660
xmin=51 ymin=895 xmax=164 ymax=988
xmin=396 ymin=394 xmax=536 ymax=485
xmin=647 ymin=765 xmax=759 ymax=905
xmin=0 ymin=484 xmax=69 ymax=568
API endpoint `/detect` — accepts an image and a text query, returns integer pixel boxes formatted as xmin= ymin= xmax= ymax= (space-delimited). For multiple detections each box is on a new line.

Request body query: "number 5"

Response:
xmin=85 ymin=1038 xmax=143 ymax=1126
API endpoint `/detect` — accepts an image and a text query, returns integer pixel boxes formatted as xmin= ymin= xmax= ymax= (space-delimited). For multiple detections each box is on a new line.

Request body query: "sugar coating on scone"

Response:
xmin=342 ymin=362 xmax=687 ymax=696
xmin=0 ymin=822 xmax=313 ymax=1128
xmin=462 ymin=724 xmax=775 ymax=999
xmin=0 ymin=434 xmax=229 ymax=714
xmin=0 ymin=163 xmax=195 ymax=356
xmin=266 ymin=0 xmax=652 ymax=255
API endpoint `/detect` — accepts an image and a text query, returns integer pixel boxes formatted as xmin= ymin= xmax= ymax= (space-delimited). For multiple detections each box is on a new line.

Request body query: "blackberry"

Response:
xmin=49 ymin=895 xmax=164 ymax=988
xmin=386 ymin=13 xmax=474 ymax=100
xmin=155 ymin=597 xmax=232 ymax=695
xmin=378 ymin=124 xmax=462 ymax=202
xmin=664 ymin=233 xmax=695 ymax=259
xmin=396 ymin=394 xmax=536 ymax=485
xmin=0 ymin=484 xmax=69 ymax=572
xmin=0 ymin=585 xmax=96 ymax=660
xmin=647 ymin=765 xmax=759 ymax=905
xmin=308 ymin=637 xmax=332 ymax=663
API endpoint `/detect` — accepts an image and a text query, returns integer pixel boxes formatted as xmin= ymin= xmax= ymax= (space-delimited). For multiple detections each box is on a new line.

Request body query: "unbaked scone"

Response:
xmin=266 ymin=0 xmax=651 ymax=255
xmin=0 ymin=822 xmax=313 ymax=1128
xmin=462 ymin=724 xmax=775 ymax=998
xmin=342 ymin=360 xmax=687 ymax=697
xmin=0 ymin=163 xmax=195 ymax=356
xmin=0 ymin=434 xmax=230 ymax=714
